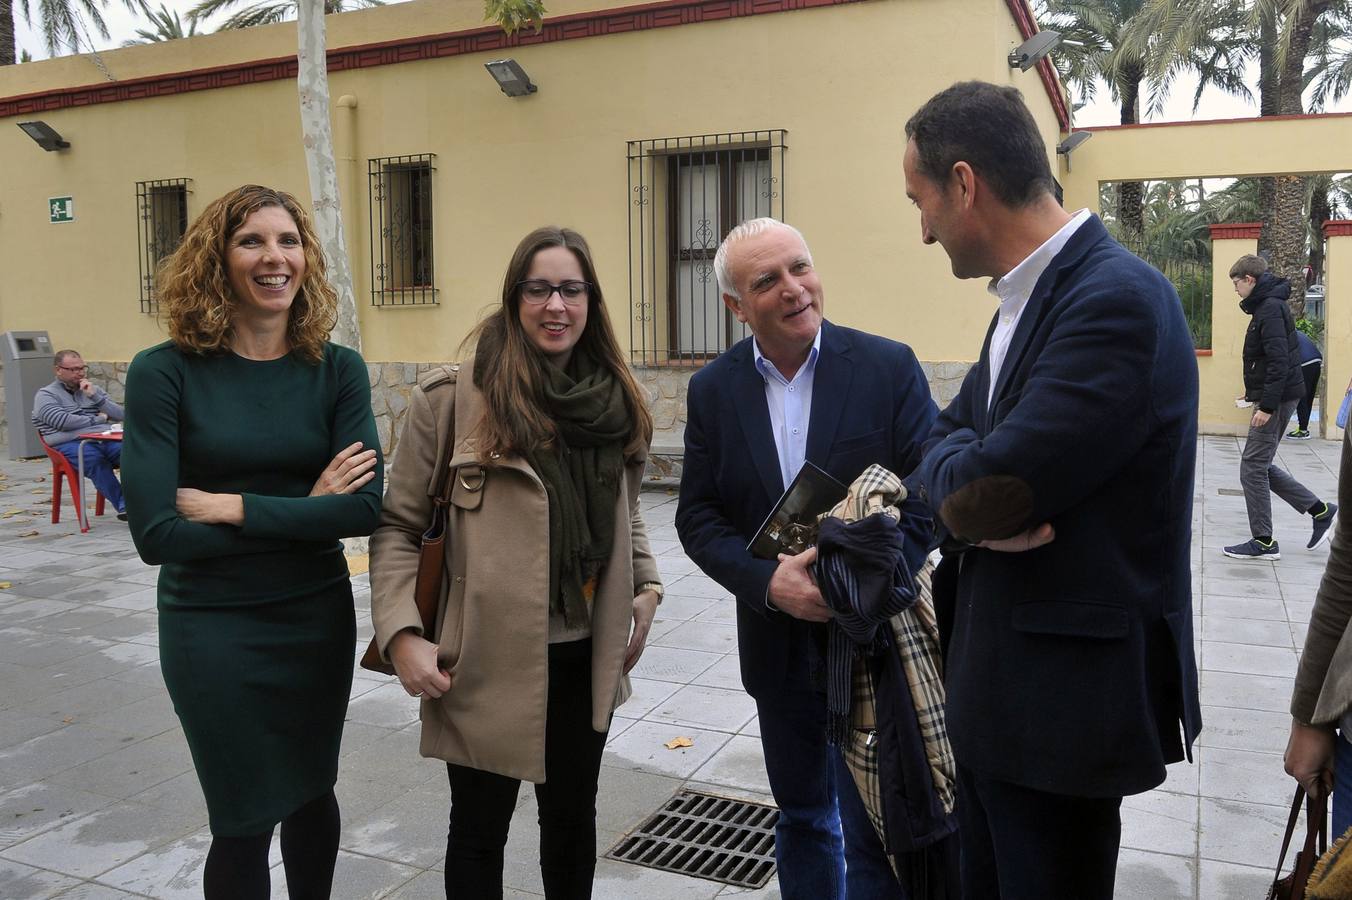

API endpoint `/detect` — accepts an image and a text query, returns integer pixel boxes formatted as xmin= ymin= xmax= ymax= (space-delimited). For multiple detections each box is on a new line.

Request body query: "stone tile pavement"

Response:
xmin=0 ymin=434 xmax=1342 ymax=898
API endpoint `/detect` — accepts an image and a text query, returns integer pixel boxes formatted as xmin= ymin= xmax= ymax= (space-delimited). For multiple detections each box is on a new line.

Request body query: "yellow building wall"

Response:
xmin=0 ymin=0 xmax=1065 ymax=367
xmin=1327 ymin=231 xmax=1352 ymax=441
xmin=1203 ymin=238 xmax=1256 ymax=436
xmin=1055 ymin=118 xmax=1352 ymax=434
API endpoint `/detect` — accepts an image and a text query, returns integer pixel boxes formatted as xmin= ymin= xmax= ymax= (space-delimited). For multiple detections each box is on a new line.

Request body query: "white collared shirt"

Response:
xmin=986 ymin=208 xmax=1093 ymax=408
xmin=754 ymin=329 xmax=823 ymax=490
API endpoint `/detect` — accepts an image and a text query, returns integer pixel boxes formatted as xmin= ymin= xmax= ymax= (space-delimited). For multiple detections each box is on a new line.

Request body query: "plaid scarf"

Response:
xmin=814 ymin=464 xmax=956 ymax=826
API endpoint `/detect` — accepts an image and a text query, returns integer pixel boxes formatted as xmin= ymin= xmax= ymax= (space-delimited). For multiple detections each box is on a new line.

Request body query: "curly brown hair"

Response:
xmin=156 ymin=185 xmax=338 ymax=363
xmin=466 ymin=226 xmax=654 ymax=460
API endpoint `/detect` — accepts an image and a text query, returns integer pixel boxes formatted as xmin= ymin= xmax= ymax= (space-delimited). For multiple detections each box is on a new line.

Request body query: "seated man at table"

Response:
xmin=33 ymin=349 xmax=126 ymax=520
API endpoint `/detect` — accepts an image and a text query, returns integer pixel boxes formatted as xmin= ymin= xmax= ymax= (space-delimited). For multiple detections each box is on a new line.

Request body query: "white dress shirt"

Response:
xmin=986 ymin=208 xmax=1093 ymax=408
xmin=754 ymin=329 xmax=823 ymax=490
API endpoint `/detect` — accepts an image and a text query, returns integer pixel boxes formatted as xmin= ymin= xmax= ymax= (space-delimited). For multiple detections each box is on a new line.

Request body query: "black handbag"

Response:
xmin=1268 ymin=786 xmax=1329 ymax=900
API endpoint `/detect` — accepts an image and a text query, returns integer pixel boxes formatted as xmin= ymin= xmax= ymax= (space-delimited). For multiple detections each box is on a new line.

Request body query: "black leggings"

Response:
xmin=444 ymin=638 xmax=609 ymax=899
xmin=202 ymin=789 xmax=341 ymax=900
xmin=1297 ymin=361 xmax=1322 ymax=430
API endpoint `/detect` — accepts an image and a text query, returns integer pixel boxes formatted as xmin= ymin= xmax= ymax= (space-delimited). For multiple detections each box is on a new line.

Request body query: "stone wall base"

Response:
xmin=0 ymin=359 xmax=977 ymax=472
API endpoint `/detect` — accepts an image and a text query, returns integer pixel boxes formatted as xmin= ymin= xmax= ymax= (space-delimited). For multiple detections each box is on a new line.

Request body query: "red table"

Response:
xmin=75 ymin=429 xmax=123 ymax=532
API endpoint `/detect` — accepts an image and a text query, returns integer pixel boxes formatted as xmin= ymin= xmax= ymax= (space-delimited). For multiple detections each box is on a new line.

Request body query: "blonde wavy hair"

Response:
xmin=156 ymin=185 xmax=338 ymax=363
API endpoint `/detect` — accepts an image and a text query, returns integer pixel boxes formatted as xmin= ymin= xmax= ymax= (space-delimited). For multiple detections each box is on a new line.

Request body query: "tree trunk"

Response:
xmin=297 ymin=0 xmax=361 ymax=351
xmin=0 ymin=0 xmax=16 ymax=66
xmin=1116 ymin=67 xmax=1144 ymax=237
xmin=1270 ymin=1 xmax=1329 ymax=319
xmin=1310 ymin=181 xmax=1331 ymax=285
xmin=1257 ymin=8 xmax=1278 ymax=258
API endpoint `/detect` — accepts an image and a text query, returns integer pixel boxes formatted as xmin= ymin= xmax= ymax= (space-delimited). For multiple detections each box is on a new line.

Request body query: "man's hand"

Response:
xmin=1285 ymin=720 xmax=1335 ymax=799
xmin=1251 ymin=409 xmax=1272 ymax=428
xmin=175 ymin=488 xmax=244 ymax=525
xmin=768 ymin=547 xmax=832 ymax=622
xmin=389 ymin=629 xmax=452 ymax=699
xmin=311 ymin=442 xmax=379 ymax=496
xmin=78 ymin=379 xmax=95 ymax=397
xmin=977 ymin=522 xmax=1055 ymax=553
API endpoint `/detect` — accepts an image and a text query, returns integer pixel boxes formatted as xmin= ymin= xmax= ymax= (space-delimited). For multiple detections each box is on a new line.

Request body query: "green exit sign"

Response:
xmin=49 ymin=197 xmax=74 ymax=224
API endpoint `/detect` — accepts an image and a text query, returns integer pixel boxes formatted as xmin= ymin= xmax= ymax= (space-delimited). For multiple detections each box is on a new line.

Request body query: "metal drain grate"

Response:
xmin=1217 ymin=488 xmax=1246 ymax=496
xmin=605 ymin=789 xmax=778 ymax=888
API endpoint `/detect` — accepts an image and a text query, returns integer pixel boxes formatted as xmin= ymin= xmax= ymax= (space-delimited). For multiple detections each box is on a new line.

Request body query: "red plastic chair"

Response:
xmin=37 ymin=433 xmax=105 ymax=532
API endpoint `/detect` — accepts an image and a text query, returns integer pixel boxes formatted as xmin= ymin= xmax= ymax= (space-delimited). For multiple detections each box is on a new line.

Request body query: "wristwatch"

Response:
xmin=637 ymin=581 xmax=664 ymax=604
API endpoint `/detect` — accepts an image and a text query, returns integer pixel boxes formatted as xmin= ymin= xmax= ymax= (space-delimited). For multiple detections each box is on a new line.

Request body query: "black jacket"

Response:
xmin=1242 ymin=273 xmax=1305 ymax=413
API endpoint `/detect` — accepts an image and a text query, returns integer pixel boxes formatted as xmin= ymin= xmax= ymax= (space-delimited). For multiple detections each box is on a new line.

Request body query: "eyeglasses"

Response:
xmin=517 ymin=280 xmax=591 ymax=306
xmin=57 ymin=365 xmax=88 ymax=373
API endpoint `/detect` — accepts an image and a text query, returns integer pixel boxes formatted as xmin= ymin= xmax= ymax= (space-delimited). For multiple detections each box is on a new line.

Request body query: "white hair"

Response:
xmin=713 ymin=217 xmax=811 ymax=300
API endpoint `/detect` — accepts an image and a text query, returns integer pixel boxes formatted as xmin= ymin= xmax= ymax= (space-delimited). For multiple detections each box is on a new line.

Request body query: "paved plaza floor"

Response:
xmin=0 ymin=434 xmax=1343 ymax=898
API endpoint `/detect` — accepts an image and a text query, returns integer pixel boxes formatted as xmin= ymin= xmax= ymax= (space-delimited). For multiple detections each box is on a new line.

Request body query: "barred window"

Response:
xmin=627 ymin=131 xmax=787 ymax=365
xmin=136 ymin=179 xmax=190 ymax=313
xmin=369 ymin=154 xmax=436 ymax=306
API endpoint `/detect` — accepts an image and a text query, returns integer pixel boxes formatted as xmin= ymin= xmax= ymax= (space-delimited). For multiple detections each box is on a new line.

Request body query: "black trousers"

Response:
xmin=957 ymin=765 xmax=1122 ymax=900
xmin=444 ymin=638 xmax=608 ymax=900
xmin=1297 ymin=361 xmax=1322 ymax=431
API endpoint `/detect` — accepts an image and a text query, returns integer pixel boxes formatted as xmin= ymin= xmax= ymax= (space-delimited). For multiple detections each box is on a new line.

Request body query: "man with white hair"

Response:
xmin=676 ymin=218 xmax=938 ymax=898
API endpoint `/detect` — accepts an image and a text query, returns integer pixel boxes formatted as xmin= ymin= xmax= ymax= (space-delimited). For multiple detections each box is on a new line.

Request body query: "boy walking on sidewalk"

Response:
xmin=1224 ymin=254 xmax=1337 ymax=560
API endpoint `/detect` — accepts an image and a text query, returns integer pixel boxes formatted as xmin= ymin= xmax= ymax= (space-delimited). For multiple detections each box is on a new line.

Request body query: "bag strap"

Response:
xmin=1273 ymin=787 xmax=1306 ymax=886
xmin=425 ymin=365 xmax=462 ymax=509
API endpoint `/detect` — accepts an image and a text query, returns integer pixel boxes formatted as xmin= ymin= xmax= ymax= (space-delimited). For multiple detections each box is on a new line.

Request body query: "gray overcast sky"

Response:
xmin=14 ymin=2 xmax=1352 ymax=125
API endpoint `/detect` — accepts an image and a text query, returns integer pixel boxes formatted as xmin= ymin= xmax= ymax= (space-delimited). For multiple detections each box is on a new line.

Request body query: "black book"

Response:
xmin=747 ymin=461 xmax=849 ymax=560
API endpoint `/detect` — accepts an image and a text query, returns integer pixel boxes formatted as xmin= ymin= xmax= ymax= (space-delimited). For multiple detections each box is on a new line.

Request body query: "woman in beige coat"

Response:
xmin=369 ymin=226 xmax=662 ymax=899
xmin=1287 ymin=426 xmax=1352 ymax=835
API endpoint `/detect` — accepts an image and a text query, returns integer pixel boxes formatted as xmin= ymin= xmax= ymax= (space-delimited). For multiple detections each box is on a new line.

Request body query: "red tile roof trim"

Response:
xmin=1209 ymin=223 xmax=1263 ymax=240
xmin=1324 ymin=221 xmax=1352 ymax=237
xmin=3 ymin=0 xmax=1073 ymax=126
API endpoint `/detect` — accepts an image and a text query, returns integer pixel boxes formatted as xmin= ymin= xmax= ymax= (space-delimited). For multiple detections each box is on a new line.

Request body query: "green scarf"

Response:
xmin=524 ymin=351 xmax=630 ymax=628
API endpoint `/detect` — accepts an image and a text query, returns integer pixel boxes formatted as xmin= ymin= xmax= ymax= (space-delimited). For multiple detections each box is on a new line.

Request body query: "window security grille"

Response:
xmin=136 ymin=179 xmax=191 ymax=313
xmin=627 ymin=131 xmax=787 ymax=365
xmin=369 ymin=154 xmax=436 ymax=306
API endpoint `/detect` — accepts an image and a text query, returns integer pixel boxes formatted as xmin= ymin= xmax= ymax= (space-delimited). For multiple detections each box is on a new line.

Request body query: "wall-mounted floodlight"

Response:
xmin=485 ymin=59 xmax=537 ymax=97
xmin=1055 ymin=130 xmax=1092 ymax=172
xmin=18 ymin=121 xmax=70 ymax=151
xmin=1056 ymin=131 xmax=1092 ymax=156
xmin=1008 ymin=31 xmax=1062 ymax=71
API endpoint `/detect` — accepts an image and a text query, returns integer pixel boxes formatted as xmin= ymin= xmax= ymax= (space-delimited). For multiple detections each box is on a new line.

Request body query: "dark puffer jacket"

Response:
xmin=1241 ymin=273 xmax=1305 ymax=413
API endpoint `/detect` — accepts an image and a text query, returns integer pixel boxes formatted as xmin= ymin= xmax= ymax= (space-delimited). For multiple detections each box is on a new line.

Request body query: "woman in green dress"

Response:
xmin=122 ymin=184 xmax=382 ymax=899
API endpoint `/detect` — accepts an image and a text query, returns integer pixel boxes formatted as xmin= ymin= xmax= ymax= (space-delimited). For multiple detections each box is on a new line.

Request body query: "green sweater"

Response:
xmin=122 ymin=341 xmax=382 ymax=604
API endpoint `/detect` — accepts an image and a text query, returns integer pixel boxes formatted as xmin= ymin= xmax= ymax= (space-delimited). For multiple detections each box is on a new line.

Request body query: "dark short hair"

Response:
xmin=1229 ymin=254 xmax=1268 ymax=280
xmin=904 ymin=81 xmax=1055 ymax=207
xmin=53 ymin=349 xmax=82 ymax=367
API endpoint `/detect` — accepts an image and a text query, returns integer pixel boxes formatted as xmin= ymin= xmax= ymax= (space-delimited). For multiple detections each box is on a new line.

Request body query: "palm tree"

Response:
xmin=1 ymin=0 xmax=130 ymax=64
xmin=1039 ymin=0 xmax=1249 ymax=236
xmin=192 ymin=0 xmax=383 ymax=30
xmin=1039 ymin=0 xmax=1151 ymax=234
xmin=1133 ymin=0 xmax=1352 ymax=316
xmin=294 ymin=0 xmax=546 ymax=350
xmin=122 ymin=0 xmax=197 ymax=44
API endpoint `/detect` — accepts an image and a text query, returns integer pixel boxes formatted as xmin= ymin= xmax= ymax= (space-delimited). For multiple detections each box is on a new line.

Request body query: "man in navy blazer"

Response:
xmin=676 ymin=218 xmax=937 ymax=899
xmin=903 ymin=81 xmax=1202 ymax=897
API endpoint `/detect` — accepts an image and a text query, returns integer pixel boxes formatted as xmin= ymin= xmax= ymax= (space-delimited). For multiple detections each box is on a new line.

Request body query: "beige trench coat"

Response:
xmin=369 ymin=364 xmax=661 ymax=783
xmin=1293 ymin=427 xmax=1352 ymax=726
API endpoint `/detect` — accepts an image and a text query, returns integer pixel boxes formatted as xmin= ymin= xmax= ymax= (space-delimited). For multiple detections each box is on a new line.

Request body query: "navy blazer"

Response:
xmin=916 ymin=215 xmax=1202 ymax=799
xmin=676 ymin=321 xmax=937 ymax=699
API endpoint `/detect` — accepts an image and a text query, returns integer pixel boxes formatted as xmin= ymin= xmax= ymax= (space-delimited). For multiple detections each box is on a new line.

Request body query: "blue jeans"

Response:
xmin=755 ymin=693 xmax=905 ymax=900
xmin=1335 ymin=732 xmax=1352 ymax=838
xmin=58 ymin=439 xmax=124 ymax=513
